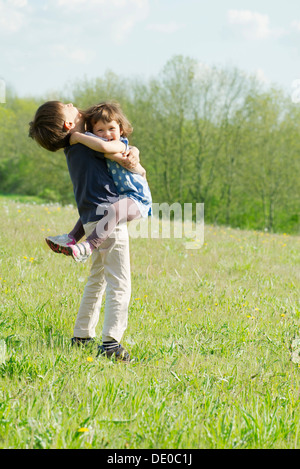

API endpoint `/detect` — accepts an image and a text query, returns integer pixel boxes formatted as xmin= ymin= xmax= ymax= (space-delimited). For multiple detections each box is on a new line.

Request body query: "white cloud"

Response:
xmin=0 ymin=0 xmax=28 ymax=33
xmin=55 ymin=0 xmax=149 ymax=43
xmin=227 ymin=9 xmax=285 ymax=40
xmin=56 ymin=0 xmax=147 ymax=13
xmin=7 ymin=0 xmax=27 ymax=6
xmin=57 ymin=0 xmax=103 ymax=7
xmin=291 ymin=20 xmax=300 ymax=32
xmin=147 ymin=21 xmax=184 ymax=34
xmin=49 ymin=45 xmax=94 ymax=64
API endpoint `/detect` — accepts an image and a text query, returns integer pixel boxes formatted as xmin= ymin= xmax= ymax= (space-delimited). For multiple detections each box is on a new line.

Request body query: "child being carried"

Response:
xmin=46 ymin=101 xmax=152 ymax=263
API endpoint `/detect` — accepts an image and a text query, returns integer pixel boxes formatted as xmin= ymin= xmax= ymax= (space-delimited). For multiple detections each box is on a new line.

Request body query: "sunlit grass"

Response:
xmin=0 ymin=196 xmax=300 ymax=449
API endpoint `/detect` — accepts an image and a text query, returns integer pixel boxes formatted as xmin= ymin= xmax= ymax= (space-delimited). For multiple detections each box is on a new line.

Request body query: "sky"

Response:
xmin=1 ymin=0 xmax=300 ymax=99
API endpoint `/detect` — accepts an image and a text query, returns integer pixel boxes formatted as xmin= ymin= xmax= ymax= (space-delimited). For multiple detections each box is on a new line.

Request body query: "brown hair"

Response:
xmin=83 ymin=101 xmax=133 ymax=137
xmin=28 ymin=101 xmax=70 ymax=152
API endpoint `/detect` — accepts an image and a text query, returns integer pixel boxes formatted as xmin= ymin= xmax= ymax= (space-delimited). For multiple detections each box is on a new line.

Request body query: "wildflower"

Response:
xmin=87 ymin=357 xmax=93 ymax=362
xmin=281 ymin=313 xmax=286 ymax=318
xmin=23 ymin=256 xmax=28 ymax=259
xmin=77 ymin=427 xmax=89 ymax=433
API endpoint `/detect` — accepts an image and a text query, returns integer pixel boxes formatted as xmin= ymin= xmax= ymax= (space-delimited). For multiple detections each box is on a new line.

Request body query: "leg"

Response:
xmin=72 ymin=222 xmax=131 ymax=345
xmin=72 ymin=221 xmax=106 ymax=339
xmin=45 ymin=217 xmax=84 ymax=254
xmin=87 ymin=198 xmax=140 ymax=249
xmin=101 ymin=223 xmax=131 ymax=343
xmin=68 ymin=218 xmax=85 ymax=242
xmin=69 ymin=198 xmax=140 ymax=263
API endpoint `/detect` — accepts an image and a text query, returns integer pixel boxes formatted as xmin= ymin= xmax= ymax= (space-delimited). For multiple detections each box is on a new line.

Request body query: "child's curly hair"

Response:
xmin=83 ymin=101 xmax=133 ymax=137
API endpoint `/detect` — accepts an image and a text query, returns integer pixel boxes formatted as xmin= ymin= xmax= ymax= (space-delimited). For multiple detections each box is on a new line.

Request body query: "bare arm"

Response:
xmin=70 ymin=132 xmax=146 ymax=177
xmin=70 ymin=131 xmax=127 ymax=154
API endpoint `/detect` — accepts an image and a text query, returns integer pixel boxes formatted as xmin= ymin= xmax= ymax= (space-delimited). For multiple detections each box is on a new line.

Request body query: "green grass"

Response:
xmin=0 ymin=196 xmax=300 ymax=449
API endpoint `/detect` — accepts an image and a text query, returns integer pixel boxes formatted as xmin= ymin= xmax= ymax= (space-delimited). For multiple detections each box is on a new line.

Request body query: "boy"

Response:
xmin=29 ymin=101 xmax=140 ymax=362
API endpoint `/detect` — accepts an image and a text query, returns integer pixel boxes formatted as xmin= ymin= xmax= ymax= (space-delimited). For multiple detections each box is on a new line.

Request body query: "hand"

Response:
xmin=122 ymin=146 xmax=140 ymax=170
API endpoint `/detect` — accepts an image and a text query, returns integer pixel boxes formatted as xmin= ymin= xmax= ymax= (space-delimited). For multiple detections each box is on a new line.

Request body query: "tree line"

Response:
xmin=1 ymin=55 xmax=299 ymax=234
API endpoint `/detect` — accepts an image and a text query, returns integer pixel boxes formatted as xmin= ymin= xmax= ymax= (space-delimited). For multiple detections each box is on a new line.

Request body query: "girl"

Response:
xmin=46 ymin=102 xmax=152 ymax=263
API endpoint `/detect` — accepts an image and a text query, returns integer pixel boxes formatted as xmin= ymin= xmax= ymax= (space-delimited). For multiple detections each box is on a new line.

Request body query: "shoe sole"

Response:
xmin=45 ymin=238 xmax=73 ymax=256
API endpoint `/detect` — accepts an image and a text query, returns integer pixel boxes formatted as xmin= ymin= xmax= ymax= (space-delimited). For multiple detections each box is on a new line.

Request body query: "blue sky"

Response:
xmin=1 ymin=0 xmax=300 ymax=98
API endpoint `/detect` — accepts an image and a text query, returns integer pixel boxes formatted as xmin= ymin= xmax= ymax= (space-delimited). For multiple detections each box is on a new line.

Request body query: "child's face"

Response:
xmin=92 ymin=119 xmax=122 ymax=141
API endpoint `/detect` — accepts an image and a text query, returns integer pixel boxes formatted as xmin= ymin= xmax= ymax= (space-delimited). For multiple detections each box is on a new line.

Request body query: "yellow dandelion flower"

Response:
xmin=87 ymin=357 xmax=93 ymax=362
xmin=281 ymin=313 xmax=286 ymax=317
xmin=23 ymin=256 xmax=28 ymax=260
xmin=77 ymin=427 xmax=89 ymax=433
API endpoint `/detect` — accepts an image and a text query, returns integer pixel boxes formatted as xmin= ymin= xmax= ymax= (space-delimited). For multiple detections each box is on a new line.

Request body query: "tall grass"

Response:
xmin=1 ymin=196 xmax=300 ymax=449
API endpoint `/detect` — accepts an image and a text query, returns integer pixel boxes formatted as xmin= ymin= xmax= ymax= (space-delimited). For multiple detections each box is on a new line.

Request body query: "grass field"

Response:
xmin=1 ymin=196 xmax=300 ymax=449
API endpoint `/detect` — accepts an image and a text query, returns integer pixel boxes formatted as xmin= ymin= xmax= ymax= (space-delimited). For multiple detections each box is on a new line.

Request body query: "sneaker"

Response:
xmin=46 ymin=234 xmax=76 ymax=254
xmin=97 ymin=344 xmax=130 ymax=363
xmin=68 ymin=242 xmax=93 ymax=263
xmin=71 ymin=337 xmax=95 ymax=347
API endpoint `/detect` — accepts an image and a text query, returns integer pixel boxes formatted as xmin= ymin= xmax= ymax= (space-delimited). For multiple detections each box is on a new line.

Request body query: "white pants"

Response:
xmin=73 ymin=221 xmax=131 ymax=343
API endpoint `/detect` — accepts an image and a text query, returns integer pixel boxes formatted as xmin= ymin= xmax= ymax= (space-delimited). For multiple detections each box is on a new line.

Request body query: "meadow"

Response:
xmin=0 ymin=196 xmax=300 ymax=449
